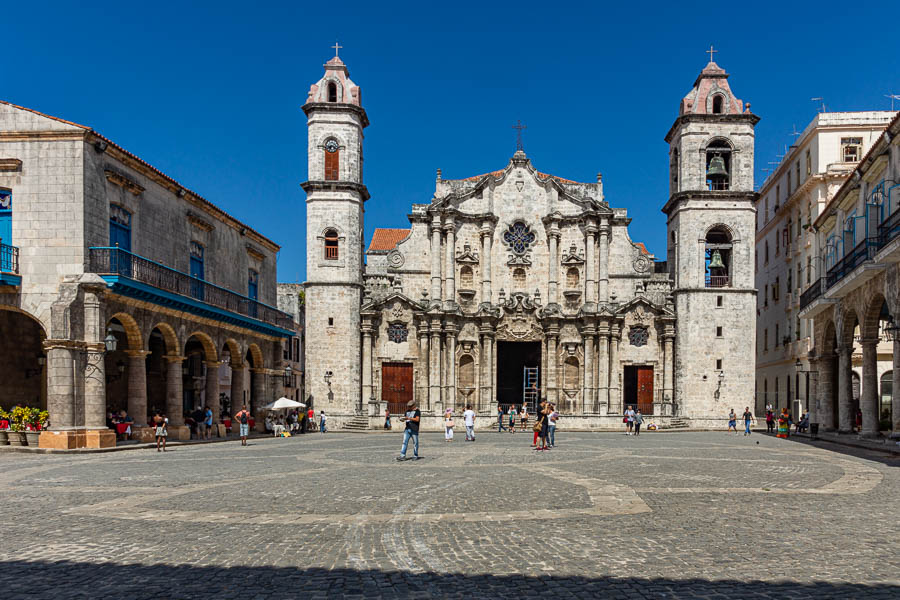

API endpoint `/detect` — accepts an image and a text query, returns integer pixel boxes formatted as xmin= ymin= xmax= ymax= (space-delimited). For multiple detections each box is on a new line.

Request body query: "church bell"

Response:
xmin=706 ymin=154 xmax=728 ymax=178
xmin=708 ymin=249 xmax=725 ymax=269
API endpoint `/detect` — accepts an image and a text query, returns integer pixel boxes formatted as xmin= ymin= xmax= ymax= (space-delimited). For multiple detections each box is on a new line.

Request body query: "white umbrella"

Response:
xmin=264 ymin=397 xmax=305 ymax=410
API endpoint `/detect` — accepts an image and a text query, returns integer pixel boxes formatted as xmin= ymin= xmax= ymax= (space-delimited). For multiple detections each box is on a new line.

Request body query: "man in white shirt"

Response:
xmin=463 ymin=405 xmax=476 ymax=442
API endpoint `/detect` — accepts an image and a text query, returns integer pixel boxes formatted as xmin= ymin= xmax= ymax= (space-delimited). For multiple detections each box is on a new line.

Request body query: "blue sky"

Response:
xmin=5 ymin=1 xmax=898 ymax=283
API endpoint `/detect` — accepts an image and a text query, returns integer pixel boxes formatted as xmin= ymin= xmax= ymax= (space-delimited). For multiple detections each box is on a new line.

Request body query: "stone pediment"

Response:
xmin=455 ymin=243 xmax=479 ymax=264
xmin=614 ymin=296 xmax=674 ymax=319
xmin=362 ymin=291 xmax=420 ymax=313
xmin=560 ymin=244 xmax=585 ymax=265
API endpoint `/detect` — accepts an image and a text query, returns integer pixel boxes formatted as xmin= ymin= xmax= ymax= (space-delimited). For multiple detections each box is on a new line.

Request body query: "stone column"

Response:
xmin=488 ymin=334 xmax=497 ymax=415
xmin=430 ymin=217 xmax=443 ymax=302
xmin=126 ymin=350 xmax=150 ymax=426
xmin=663 ymin=333 xmax=675 ymax=415
xmin=481 ymin=330 xmax=494 ymax=410
xmin=892 ymin=339 xmax=900 ymax=436
xmin=598 ymin=224 xmax=609 ymax=302
xmin=164 ymin=354 xmax=185 ymax=426
xmin=46 ymin=345 xmax=76 ymax=429
xmin=251 ymin=368 xmax=267 ymax=428
xmin=597 ymin=327 xmax=609 ymax=414
xmin=583 ymin=328 xmax=594 ymax=414
xmin=444 ymin=221 xmax=456 ymax=302
xmin=481 ymin=223 xmax=493 ymax=302
xmin=230 ymin=361 xmax=245 ymax=412
xmin=548 ymin=227 xmax=560 ymax=305
xmin=362 ymin=326 xmax=374 ymax=406
xmin=546 ymin=328 xmax=559 ymax=404
xmin=205 ymin=361 xmax=221 ymax=425
xmin=818 ymin=354 xmax=835 ymax=430
xmin=83 ymin=347 xmax=106 ymax=429
xmin=419 ymin=327 xmax=430 ymax=406
xmin=860 ymin=339 xmax=879 ymax=437
xmin=429 ymin=320 xmax=442 ymax=412
xmin=807 ymin=357 xmax=819 ymax=424
xmin=837 ymin=346 xmax=853 ymax=433
xmin=609 ymin=324 xmax=621 ymax=414
xmin=447 ymin=325 xmax=457 ymax=412
xmin=585 ymin=225 xmax=597 ymax=304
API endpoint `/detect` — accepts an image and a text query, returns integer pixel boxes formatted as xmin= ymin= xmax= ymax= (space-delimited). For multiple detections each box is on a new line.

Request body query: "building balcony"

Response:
xmin=798 ymin=278 xmax=836 ymax=318
xmin=705 ymin=275 xmax=730 ymax=288
xmin=824 ymin=238 xmax=883 ymax=299
xmin=88 ymin=247 xmax=293 ymax=336
xmin=0 ymin=242 xmax=21 ymax=286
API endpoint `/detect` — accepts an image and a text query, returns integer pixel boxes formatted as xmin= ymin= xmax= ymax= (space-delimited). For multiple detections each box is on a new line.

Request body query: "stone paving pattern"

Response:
xmin=1 ymin=431 xmax=899 ymax=599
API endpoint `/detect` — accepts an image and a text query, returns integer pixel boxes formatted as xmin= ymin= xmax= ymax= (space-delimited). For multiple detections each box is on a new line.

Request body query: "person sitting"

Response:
xmin=118 ymin=409 xmax=133 ymax=438
xmin=273 ymin=415 xmax=285 ymax=437
xmin=796 ymin=412 xmax=809 ymax=433
xmin=264 ymin=414 xmax=274 ymax=434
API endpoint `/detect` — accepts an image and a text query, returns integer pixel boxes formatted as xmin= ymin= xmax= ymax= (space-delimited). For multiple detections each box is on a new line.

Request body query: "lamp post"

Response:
xmin=283 ymin=364 xmax=293 ymax=388
xmin=714 ymin=370 xmax=725 ymax=400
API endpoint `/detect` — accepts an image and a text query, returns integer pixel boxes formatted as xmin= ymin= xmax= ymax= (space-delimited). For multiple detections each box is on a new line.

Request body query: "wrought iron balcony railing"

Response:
xmin=705 ymin=275 xmax=730 ymax=288
xmin=825 ymin=238 xmax=876 ymax=289
xmin=0 ymin=243 xmax=18 ymax=274
xmin=88 ymin=247 xmax=293 ymax=331
xmin=799 ymin=278 xmax=825 ymax=311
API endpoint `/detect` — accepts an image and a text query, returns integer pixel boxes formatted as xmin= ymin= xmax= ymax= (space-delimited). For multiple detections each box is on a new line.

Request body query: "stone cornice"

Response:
xmin=662 ymin=190 xmax=757 ymax=214
xmin=0 ymin=158 xmax=23 ymax=172
xmin=301 ymin=102 xmax=370 ymax=128
xmin=664 ymin=112 xmax=760 ymax=143
xmin=105 ymin=169 xmax=145 ymax=195
xmin=186 ymin=211 xmax=215 ymax=232
xmin=245 ymin=245 xmax=266 ymax=261
xmin=301 ymin=180 xmax=370 ymax=202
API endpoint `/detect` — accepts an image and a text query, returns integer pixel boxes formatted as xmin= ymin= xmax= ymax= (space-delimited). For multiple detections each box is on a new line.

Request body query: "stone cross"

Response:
xmin=706 ymin=45 xmax=718 ymax=63
xmin=332 ymin=42 xmax=343 ymax=57
xmin=512 ymin=120 xmax=526 ymax=152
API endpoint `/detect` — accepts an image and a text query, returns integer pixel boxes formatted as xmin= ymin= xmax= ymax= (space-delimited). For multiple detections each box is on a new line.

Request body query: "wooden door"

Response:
xmin=637 ymin=366 xmax=654 ymax=415
xmin=382 ymin=362 xmax=413 ymax=414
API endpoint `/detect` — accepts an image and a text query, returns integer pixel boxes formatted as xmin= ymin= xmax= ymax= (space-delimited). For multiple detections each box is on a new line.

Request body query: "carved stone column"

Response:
xmin=429 ymin=319 xmax=442 ymax=413
xmin=251 ymin=368 xmax=268 ymax=429
xmin=585 ymin=225 xmax=597 ymax=304
xmin=418 ymin=326 xmax=430 ymax=407
xmin=893 ymin=339 xmax=900 ymax=436
xmin=548 ymin=225 xmax=560 ymax=305
xmin=818 ymin=353 xmax=835 ymax=430
xmin=204 ymin=360 xmax=221 ymax=425
xmin=807 ymin=357 xmax=819 ymax=424
xmin=609 ymin=324 xmax=621 ymax=414
xmin=82 ymin=284 xmax=107 ymax=431
xmin=481 ymin=223 xmax=493 ymax=302
xmin=545 ymin=325 xmax=559 ymax=404
xmin=230 ymin=360 xmax=245 ymax=412
xmin=837 ymin=346 xmax=853 ymax=433
xmin=446 ymin=323 xmax=457 ymax=412
xmin=480 ymin=328 xmax=494 ymax=412
xmin=444 ymin=220 xmax=456 ymax=302
xmin=663 ymin=329 xmax=675 ymax=416
xmin=46 ymin=345 xmax=76 ymax=429
xmin=164 ymin=354 xmax=185 ymax=426
xmin=126 ymin=350 xmax=151 ymax=426
xmin=596 ymin=325 xmax=609 ymax=414
xmin=860 ymin=338 xmax=879 ymax=437
xmin=598 ymin=222 xmax=609 ymax=302
xmin=430 ymin=217 xmax=443 ymax=302
xmin=362 ymin=323 xmax=374 ymax=406
xmin=582 ymin=327 xmax=594 ymax=414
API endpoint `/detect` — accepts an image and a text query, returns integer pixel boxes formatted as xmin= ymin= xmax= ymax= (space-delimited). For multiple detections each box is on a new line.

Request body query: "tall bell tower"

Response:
xmin=301 ymin=50 xmax=369 ymax=416
xmin=662 ymin=54 xmax=759 ymax=422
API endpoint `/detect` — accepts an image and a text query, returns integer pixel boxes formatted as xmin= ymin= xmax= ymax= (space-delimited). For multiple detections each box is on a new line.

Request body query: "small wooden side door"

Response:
xmin=382 ymin=362 xmax=413 ymax=414
xmin=637 ymin=366 xmax=654 ymax=415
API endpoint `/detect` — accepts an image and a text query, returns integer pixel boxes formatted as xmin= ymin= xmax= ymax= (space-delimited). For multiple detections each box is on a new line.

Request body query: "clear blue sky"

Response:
xmin=5 ymin=1 xmax=898 ymax=283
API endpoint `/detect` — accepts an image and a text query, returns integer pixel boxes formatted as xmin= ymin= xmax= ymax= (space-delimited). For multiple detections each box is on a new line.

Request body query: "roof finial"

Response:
xmin=706 ymin=44 xmax=718 ymax=63
xmin=512 ymin=120 xmax=526 ymax=152
xmin=332 ymin=41 xmax=343 ymax=58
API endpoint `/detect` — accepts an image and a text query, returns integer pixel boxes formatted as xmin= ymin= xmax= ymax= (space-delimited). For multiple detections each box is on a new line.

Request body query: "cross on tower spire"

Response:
xmin=332 ymin=41 xmax=343 ymax=57
xmin=512 ymin=120 xmax=527 ymax=152
xmin=706 ymin=45 xmax=718 ymax=63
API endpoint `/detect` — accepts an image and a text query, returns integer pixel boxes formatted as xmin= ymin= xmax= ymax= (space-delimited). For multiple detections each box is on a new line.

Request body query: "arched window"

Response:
xmin=712 ymin=94 xmax=724 ymax=114
xmin=705 ymin=139 xmax=731 ymax=191
xmin=566 ymin=267 xmax=579 ymax=288
xmin=880 ymin=371 xmax=893 ymax=421
xmin=459 ymin=266 xmax=474 ymax=289
xmin=324 ymin=229 xmax=339 ymax=260
xmin=327 ymin=82 xmax=337 ymax=103
xmin=705 ymin=226 xmax=732 ymax=288
xmin=512 ymin=268 xmax=526 ymax=289
xmin=324 ymin=139 xmax=339 ymax=181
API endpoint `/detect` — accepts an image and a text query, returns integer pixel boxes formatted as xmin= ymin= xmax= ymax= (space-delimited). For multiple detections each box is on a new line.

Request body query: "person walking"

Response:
xmin=776 ymin=407 xmax=791 ymax=439
xmin=548 ymin=404 xmax=559 ymax=447
xmin=384 ymin=408 xmax=391 ymax=431
xmin=497 ymin=406 xmax=506 ymax=432
xmin=624 ymin=405 xmax=636 ymax=435
xmin=444 ymin=408 xmax=454 ymax=442
xmin=765 ymin=409 xmax=775 ymax=434
xmin=634 ymin=409 xmax=644 ymax=436
xmin=463 ymin=404 xmax=476 ymax=441
xmin=397 ymin=400 xmax=421 ymax=461
xmin=520 ymin=404 xmax=529 ymax=433
xmin=153 ymin=412 xmax=168 ymax=452
xmin=742 ymin=406 xmax=755 ymax=436
xmin=531 ymin=401 xmax=543 ymax=448
xmin=234 ymin=404 xmax=251 ymax=446
xmin=508 ymin=405 xmax=517 ymax=433
xmin=319 ymin=410 xmax=327 ymax=433
xmin=204 ymin=405 xmax=214 ymax=440
xmin=537 ymin=402 xmax=551 ymax=450
xmin=727 ymin=409 xmax=737 ymax=434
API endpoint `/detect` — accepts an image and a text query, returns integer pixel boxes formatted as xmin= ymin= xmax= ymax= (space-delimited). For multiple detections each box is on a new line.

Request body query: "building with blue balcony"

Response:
xmin=800 ymin=111 xmax=900 ymax=438
xmin=0 ymin=100 xmax=295 ymax=448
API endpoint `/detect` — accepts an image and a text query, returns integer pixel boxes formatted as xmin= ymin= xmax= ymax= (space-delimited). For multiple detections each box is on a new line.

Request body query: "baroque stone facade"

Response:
xmin=303 ymin=56 xmax=759 ymax=429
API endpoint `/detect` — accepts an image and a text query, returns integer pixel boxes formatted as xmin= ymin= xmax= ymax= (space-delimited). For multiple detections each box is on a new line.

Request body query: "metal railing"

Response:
xmin=799 ymin=278 xmax=825 ymax=311
xmin=878 ymin=207 xmax=900 ymax=248
xmin=88 ymin=247 xmax=293 ymax=330
xmin=0 ymin=243 xmax=18 ymax=274
xmin=705 ymin=275 xmax=730 ymax=288
xmin=825 ymin=238 xmax=876 ymax=289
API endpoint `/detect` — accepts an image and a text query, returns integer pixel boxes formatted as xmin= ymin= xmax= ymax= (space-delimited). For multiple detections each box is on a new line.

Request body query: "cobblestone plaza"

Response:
xmin=1 ymin=432 xmax=898 ymax=598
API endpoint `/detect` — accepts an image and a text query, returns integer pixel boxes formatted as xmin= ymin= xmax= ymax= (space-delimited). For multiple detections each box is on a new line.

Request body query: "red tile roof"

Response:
xmin=368 ymin=228 xmax=410 ymax=252
xmin=635 ymin=242 xmax=650 ymax=255
xmin=457 ymin=169 xmax=577 ymax=184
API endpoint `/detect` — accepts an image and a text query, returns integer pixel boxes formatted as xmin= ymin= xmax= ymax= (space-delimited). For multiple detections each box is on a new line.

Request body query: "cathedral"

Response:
xmin=302 ymin=54 xmax=758 ymax=429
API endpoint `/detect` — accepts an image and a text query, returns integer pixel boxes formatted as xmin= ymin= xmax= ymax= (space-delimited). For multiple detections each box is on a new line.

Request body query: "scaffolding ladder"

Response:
xmin=522 ymin=367 xmax=539 ymax=414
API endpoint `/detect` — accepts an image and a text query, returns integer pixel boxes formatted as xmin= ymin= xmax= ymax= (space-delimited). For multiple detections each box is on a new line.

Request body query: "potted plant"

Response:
xmin=24 ymin=408 xmax=47 ymax=446
xmin=0 ymin=408 xmax=8 ymax=446
xmin=8 ymin=406 xmax=27 ymax=446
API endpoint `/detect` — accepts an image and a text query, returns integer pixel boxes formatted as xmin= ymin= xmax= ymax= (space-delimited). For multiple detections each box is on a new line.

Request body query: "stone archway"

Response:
xmin=147 ymin=324 xmax=178 ymax=421
xmin=0 ymin=308 xmax=47 ymax=412
xmin=221 ymin=338 xmax=244 ymax=419
xmin=184 ymin=331 xmax=219 ymax=433
xmin=106 ymin=314 xmax=143 ymax=426
xmin=246 ymin=343 xmax=266 ymax=427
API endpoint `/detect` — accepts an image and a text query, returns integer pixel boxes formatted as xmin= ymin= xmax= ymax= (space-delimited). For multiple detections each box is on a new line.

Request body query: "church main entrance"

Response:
xmin=624 ymin=365 xmax=654 ymax=415
xmin=382 ymin=362 xmax=413 ymax=414
xmin=497 ymin=341 xmax=541 ymax=413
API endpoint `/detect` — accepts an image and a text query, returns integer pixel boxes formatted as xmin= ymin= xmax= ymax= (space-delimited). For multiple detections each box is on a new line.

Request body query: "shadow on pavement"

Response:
xmin=769 ymin=432 xmax=900 ymax=468
xmin=0 ymin=561 xmax=896 ymax=599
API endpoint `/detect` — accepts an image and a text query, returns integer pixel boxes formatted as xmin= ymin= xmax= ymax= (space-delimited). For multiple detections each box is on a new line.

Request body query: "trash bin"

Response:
xmin=810 ymin=423 xmax=819 ymax=440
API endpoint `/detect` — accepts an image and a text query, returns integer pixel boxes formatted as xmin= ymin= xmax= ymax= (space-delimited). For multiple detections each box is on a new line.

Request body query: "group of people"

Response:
xmin=440 ymin=404 xmax=478 ymax=442
xmin=622 ymin=405 xmax=644 ymax=435
xmin=187 ymin=406 xmax=215 ymax=440
xmin=266 ymin=409 xmax=327 ymax=437
xmin=495 ymin=403 xmax=559 ymax=448
xmin=726 ymin=407 xmax=756 ymax=435
xmin=106 ymin=409 xmax=134 ymax=440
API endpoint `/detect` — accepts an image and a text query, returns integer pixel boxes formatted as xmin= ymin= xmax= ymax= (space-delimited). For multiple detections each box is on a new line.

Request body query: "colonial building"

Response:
xmin=303 ymin=55 xmax=759 ymax=429
xmin=277 ymin=283 xmax=306 ymax=404
xmin=0 ymin=100 xmax=294 ymax=448
xmin=800 ymin=111 xmax=900 ymax=437
xmin=755 ymin=112 xmax=895 ymax=419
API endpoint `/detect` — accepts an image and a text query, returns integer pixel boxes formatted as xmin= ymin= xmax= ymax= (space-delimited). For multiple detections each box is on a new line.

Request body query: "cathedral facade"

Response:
xmin=303 ymin=55 xmax=758 ymax=429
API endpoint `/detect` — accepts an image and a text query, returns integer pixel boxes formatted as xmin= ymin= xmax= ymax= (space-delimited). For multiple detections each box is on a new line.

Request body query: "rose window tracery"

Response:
xmin=503 ymin=221 xmax=535 ymax=256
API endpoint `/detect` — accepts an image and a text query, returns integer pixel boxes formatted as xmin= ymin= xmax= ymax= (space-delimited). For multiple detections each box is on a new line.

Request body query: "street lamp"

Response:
xmin=283 ymin=364 xmax=293 ymax=387
xmin=714 ymin=371 xmax=725 ymax=400
xmin=883 ymin=321 xmax=900 ymax=342
xmin=324 ymin=370 xmax=333 ymax=389
xmin=103 ymin=329 xmax=118 ymax=353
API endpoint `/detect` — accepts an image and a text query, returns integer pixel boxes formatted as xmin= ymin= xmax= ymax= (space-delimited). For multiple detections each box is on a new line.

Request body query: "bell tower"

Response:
xmin=662 ymin=54 xmax=759 ymax=422
xmin=301 ymin=50 xmax=369 ymax=416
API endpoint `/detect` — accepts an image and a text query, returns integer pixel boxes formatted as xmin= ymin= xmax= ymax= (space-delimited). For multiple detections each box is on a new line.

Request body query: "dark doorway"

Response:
xmin=624 ymin=365 xmax=654 ymax=415
xmin=382 ymin=362 xmax=413 ymax=414
xmin=497 ymin=341 xmax=541 ymax=413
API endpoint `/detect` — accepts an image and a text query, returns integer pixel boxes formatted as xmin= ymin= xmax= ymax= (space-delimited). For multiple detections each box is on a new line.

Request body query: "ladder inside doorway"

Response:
xmin=522 ymin=367 xmax=539 ymax=413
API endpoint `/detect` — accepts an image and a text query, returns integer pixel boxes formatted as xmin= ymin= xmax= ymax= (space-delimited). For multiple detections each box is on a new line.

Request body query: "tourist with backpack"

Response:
xmin=234 ymin=404 xmax=251 ymax=446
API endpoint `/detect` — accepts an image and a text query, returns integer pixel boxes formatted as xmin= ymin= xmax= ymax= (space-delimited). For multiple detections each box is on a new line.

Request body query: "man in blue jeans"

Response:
xmin=396 ymin=400 xmax=421 ymax=461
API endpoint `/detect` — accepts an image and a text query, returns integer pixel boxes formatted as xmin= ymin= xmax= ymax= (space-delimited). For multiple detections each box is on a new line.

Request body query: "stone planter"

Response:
xmin=24 ymin=431 xmax=41 ymax=446
xmin=7 ymin=432 xmax=26 ymax=446
xmin=0 ymin=430 xmax=8 ymax=445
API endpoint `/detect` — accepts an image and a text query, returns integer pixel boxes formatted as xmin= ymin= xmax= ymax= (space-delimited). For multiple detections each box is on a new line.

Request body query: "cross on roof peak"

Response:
xmin=512 ymin=120 xmax=526 ymax=152
xmin=332 ymin=41 xmax=343 ymax=58
xmin=706 ymin=45 xmax=718 ymax=63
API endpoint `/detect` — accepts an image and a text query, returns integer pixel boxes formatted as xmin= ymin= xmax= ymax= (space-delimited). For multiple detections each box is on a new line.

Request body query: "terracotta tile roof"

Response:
xmin=456 ymin=168 xmax=578 ymax=185
xmin=0 ymin=99 xmax=280 ymax=251
xmin=368 ymin=228 xmax=410 ymax=252
xmin=635 ymin=242 xmax=650 ymax=255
